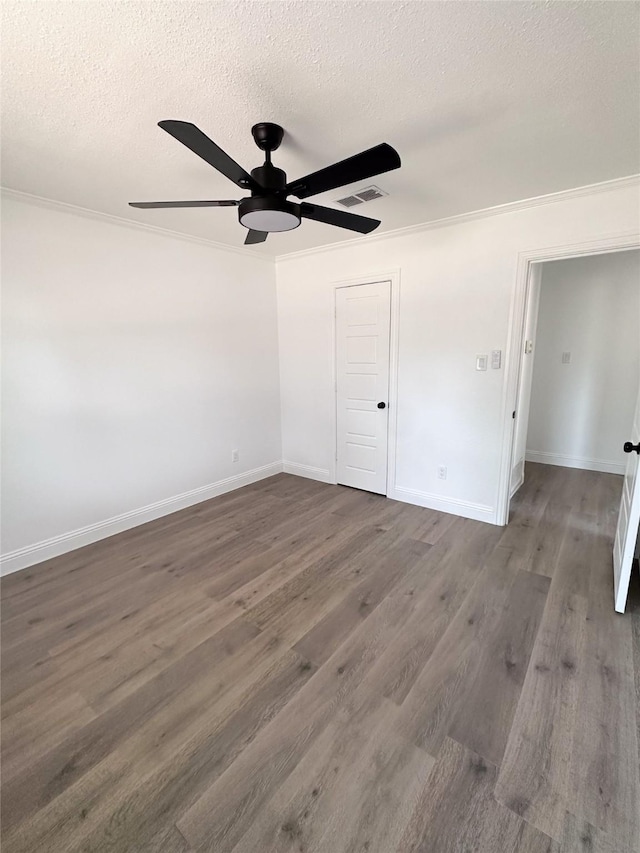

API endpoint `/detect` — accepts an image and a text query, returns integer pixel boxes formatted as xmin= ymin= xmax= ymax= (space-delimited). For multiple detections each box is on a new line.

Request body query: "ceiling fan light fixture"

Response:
xmin=130 ymin=120 xmax=400 ymax=244
xmin=238 ymin=197 xmax=301 ymax=232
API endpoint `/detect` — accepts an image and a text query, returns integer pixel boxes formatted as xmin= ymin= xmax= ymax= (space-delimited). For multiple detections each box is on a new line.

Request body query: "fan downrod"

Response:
xmin=251 ymin=122 xmax=284 ymax=153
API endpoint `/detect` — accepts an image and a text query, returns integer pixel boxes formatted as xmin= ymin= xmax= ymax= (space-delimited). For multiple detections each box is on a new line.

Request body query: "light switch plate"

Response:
xmin=562 ymin=351 xmax=571 ymax=364
xmin=476 ymin=355 xmax=488 ymax=371
xmin=491 ymin=350 xmax=502 ymax=369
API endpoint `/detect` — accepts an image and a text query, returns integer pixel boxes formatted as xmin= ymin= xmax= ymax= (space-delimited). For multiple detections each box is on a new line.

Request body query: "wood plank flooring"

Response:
xmin=2 ymin=463 xmax=639 ymax=852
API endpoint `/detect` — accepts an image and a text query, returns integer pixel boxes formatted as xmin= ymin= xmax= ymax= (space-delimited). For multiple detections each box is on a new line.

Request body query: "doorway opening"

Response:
xmin=506 ymin=248 xmax=640 ymax=611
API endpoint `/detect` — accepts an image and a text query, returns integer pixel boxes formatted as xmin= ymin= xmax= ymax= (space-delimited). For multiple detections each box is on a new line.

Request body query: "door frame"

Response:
xmin=508 ymin=261 xmax=542 ymax=500
xmin=497 ymin=232 xmax=640 ymax=526
xmin=331 ymin=269 xmax=401 ymax=494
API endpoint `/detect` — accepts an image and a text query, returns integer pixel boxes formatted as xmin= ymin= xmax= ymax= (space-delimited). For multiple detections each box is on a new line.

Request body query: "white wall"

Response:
xmin=526 ymin=251 xmax=640 ymax=474
xmin=1 ymin=195 xmax=281 ymax=572
xmin=2 ymin=180 xmax=638 ymax=575
xmin=276 ymin=181 xmax=639 ymax=524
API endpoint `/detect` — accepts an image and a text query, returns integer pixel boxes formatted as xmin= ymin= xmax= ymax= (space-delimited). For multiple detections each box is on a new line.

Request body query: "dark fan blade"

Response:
xmin=300 ymin=202 xmax=380 ymax=234
xmin=129 ymin=200 xmax=239 ymax=209
xmin=158 ymin=121 xmax=260 ymax=191
xmin=287 ymin=143 xmax=400 ymax=199
xmin=244 ymin=230 xmax=268 ymax=245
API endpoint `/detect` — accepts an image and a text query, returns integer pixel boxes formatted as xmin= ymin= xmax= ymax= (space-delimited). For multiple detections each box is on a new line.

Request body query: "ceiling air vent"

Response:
xmin=336 ymin=185 xmax=388 ymax=208
xmin=336 ymin=194 xmax=364 ymax=208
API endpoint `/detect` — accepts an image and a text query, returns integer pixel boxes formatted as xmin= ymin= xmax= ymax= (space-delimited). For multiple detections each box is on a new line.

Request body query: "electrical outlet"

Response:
xmin=231 ymin=449 xmax=239 ymax=463
xmin=437 ymin=465 xmax=447 ymax=480
xmin=491 ymin=350 xmax=502 ymax=369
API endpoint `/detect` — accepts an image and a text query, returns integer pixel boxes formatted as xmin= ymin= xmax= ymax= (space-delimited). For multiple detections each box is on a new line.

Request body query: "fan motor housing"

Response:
xmin=238 ymin=196 xmax=301 ymax=233
xmin=251 ymin=165 xmax=287 ymax=192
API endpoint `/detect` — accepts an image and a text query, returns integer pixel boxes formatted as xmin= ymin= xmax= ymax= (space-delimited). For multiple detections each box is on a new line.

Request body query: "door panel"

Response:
xmin=613 ymin=382 xmax=640 ymax=613
xmin=510 ymin=263 xmax=542 ymax=498
xmin=346 ymin=335 xmax=377 ymax=363
xmin=336 ymin=281 xmax=391 ymax=494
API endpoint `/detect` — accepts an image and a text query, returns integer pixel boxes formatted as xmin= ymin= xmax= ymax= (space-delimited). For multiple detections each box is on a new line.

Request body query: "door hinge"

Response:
xmin=512 ymin=411 xmax=516 ymax=419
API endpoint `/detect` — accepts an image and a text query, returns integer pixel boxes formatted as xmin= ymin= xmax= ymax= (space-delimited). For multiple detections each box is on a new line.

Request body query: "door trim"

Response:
xmin=331 ymin=269 xmax=401 ymax=494
xmin=497 ymin=232 xmax=640 ymax=526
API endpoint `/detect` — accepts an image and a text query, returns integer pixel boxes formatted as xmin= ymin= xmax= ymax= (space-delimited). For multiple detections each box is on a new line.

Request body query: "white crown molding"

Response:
xmin=276 ymin=174 xmax=640 ymax=263
xmin=0 ymin=461 xmax=283 ymax=576
xmin=3 ymin=174 xmax=638 ymax=267
xmin=0 ymin=187 xmax=273 ymax=263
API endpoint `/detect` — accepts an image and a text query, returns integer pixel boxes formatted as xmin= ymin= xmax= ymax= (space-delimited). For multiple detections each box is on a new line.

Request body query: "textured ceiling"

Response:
xmin=2 ymin=1 xmax=639 ymax=256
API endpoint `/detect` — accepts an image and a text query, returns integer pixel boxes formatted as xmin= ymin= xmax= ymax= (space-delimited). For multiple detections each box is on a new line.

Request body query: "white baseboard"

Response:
xmin=282 ymin=461 xmax=333 ymax=483
xmin=282 ymin=465 xmax=498 ymax=524
xmin=0 ymin=462 xmax=283 ymax=576
xmin=525 ymin=450 xmax=625 ymax=476
xmin=389 ymin=485 xmax=497 ymax=525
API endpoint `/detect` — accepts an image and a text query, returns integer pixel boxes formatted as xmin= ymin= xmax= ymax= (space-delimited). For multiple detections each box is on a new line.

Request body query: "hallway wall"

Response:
xmin=526 ymin=250 xmax=640 ymax=474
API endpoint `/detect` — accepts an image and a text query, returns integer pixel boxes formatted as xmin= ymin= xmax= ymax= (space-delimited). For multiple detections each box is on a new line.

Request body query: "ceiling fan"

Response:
xmin=129 ymin=121 xmax=401 ymax=245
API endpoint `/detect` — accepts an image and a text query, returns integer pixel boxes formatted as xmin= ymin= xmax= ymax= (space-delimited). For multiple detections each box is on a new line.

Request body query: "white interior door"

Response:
xmin=613 ymin=382 xmax=640 ymax=613
xmin=510 ymin=263 xmax=542 ymax=499
xmin=336 ymin=281 xmax=391 ymax=494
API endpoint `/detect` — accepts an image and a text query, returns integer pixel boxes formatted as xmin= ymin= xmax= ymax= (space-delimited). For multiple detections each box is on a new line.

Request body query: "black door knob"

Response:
xmin=623 ymin=441 xmax=640 ymax=454
xmin=377 ymin=402 xmax=386 ymax=409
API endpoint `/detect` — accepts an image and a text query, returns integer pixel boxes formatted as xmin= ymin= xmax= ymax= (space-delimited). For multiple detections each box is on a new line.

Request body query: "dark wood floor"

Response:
xmin=1 ymin=463 xmax=639 ymax=853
